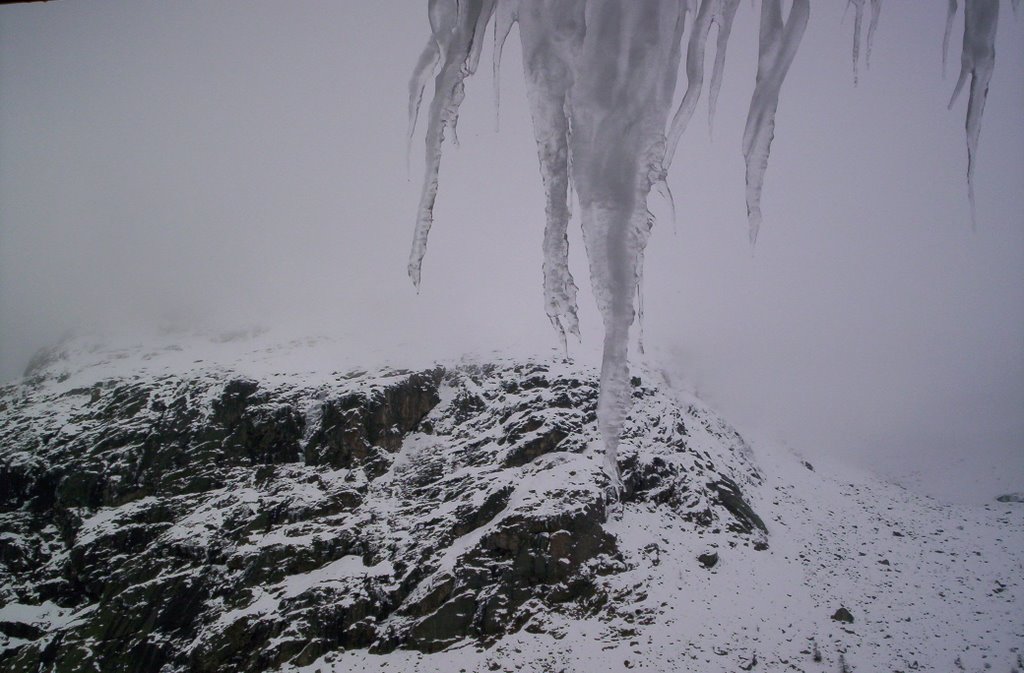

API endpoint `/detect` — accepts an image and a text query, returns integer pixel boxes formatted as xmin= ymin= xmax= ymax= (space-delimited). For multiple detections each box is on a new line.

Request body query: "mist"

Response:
xmin=1 ymin=1 xmax=1022 ymax=502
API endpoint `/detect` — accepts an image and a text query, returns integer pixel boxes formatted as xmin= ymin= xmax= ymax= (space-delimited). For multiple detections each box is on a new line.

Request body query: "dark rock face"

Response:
xmin=0 ymin=356 xmax=766 ymax=672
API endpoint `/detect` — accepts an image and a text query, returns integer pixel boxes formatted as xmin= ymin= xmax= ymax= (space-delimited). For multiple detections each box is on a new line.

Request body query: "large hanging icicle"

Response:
xmin=566 ymin=0 xmax=685 ymax=487
xmin=948 ymin=0 xmax=1000 ymax=223
xmin=742 ymin=0 xmax=810 ymax=245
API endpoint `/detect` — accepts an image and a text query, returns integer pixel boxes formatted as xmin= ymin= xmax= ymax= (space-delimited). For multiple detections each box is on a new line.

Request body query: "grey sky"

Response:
xmin=1 ymin=2 xmax=1021 ymax=501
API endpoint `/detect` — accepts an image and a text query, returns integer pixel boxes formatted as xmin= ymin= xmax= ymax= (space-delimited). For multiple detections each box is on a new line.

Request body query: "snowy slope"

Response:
xmin=319 ymin=438 xmax=1022 ymax=673
xmin=0 ymin=332 xmax=1020 ymax=673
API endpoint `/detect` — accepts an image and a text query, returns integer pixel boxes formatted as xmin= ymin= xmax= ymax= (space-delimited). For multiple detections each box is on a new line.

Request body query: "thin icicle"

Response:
xmin=849 ymin=0 xmax=865 ymax=85
xmin=865 ymin=0 xmax=882 ymax=68
xmin=707 ymin=0 xmax=741 ymax=137
xmin=948 ymin=0 xmax=999 ymax=225
xmin=742 ymin=0 xmax=810 ymax=245
xmin=634 ymin=212 xmax=656 ymax=356
xmin=664 ymin=0 xmax=716 ymax=169
xmin=407 ymin=40 xmax=440 ymax=172
xmin=943 ymin=0 xmax=959 ymax=77
xmin=492 ymin=0 xmax=519 ymax=131
xmin=409 ymin=0 xmax=498 ymax=288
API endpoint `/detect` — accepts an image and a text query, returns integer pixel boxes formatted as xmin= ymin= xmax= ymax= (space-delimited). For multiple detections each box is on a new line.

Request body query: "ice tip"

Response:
xmin=407 ymin=263 xmax=422 ymax=291
xmin=968 ymin=182 xmax=978 ymax=230
xmin=746 ymin=206 xmax=762 ymax=247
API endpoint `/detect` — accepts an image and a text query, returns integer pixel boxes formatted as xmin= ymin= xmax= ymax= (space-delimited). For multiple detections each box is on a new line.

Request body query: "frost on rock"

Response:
xmin=742 ymin=0 xmax=809 ymax=245
xmin=948 ymin=0 xmax=1000 ymax=224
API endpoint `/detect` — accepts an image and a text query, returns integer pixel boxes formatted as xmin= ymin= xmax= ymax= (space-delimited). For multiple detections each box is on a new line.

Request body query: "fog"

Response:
xmin=1 ymin=1 xmax=1022 ymax=502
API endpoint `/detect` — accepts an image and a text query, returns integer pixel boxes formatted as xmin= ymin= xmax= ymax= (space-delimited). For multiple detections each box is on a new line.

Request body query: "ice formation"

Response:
xmin=706 ymin=0 xmax=741 ymax=137
xmin=407 ymin=0 xmax=1009 ymax=479
xmin=943 ymin=0 xmax=959 ymax=77
xmin=845 ymin=0 xmax=882 ymax=85
xmin=947 ymin=0 xmax=1000 ymax=224
xmin=742 ymin=0 xmax=809 ymax=245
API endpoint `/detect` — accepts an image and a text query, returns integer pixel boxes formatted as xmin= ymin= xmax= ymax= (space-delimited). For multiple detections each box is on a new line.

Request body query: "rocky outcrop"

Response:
xmin=0 ymin=351 xmax=766 ymax=672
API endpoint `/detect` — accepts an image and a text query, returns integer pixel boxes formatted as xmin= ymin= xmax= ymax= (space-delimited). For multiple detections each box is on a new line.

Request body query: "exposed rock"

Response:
xmin=698 ymin=552 xmax=719 ymax=569
xmin=831 ymin=607 xmax=855 ymax=623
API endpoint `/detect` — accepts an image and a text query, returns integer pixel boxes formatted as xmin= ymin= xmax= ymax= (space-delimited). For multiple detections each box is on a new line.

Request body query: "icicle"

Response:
xmin=948 ymin=0 xmax=999 ymax=225
xmin=664 ymin=0 xmax=716 ymax=169
xmin=849 ymin=0 xmax=865 ymax=86
xmin=408 ymin=0 xmax=498 ymax=288
xmin=707 ymin=0 xmax=741 ymax=137
xmin=634 ymin=212 xmax=656 ymax=356
xmin=407 ymin=40 xmax=440 ymax=172
xmin=865 ymin=0 xmax=882 ymax=68
xmin=943 ymin=0 xmax=959 ymax=77
xmin=492 ymin=0 xmax=519 ymax=131
xmin=742 ymin=0 xmax=810 ymax=245
xmin=567 ymin=0 xmax=684 ymax=488
xmin=518 ymin=0 xmax=584 ymax=347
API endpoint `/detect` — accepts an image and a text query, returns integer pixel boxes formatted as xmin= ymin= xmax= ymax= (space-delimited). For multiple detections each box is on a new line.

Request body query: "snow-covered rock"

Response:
xmin=0 ymin=334 xmax=1019 ymax=672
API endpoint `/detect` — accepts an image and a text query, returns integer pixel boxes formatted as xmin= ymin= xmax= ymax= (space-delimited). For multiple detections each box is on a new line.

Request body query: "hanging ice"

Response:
xmin=406 ymin=0 xmax=1009 ymax=486
xmin=408 ymin=0 xmax=497 ymax=288
xmin=664 ymin=0 xmax=714 ymax=167
xmin=742 ymin=0 xmax=809 ymax=244
xmin=845 ymin=0 xmax=882 ymax=85
xmin=866 ymin=0 xmax=883 ymax=68
xmin=537 ymin=0 xmax=685 ymax=488
xmin=707 ymin=0 xmax=742 ymax=136
xmin=517 ymin=0 xmax=584 ymax=351
xmin=948 ymin=0 xmax=1000 ymax=223
xmin=943 ymin=0 xmax=959 ymax=77
xmin=848 ymin=0 xmax=865 ymax=85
